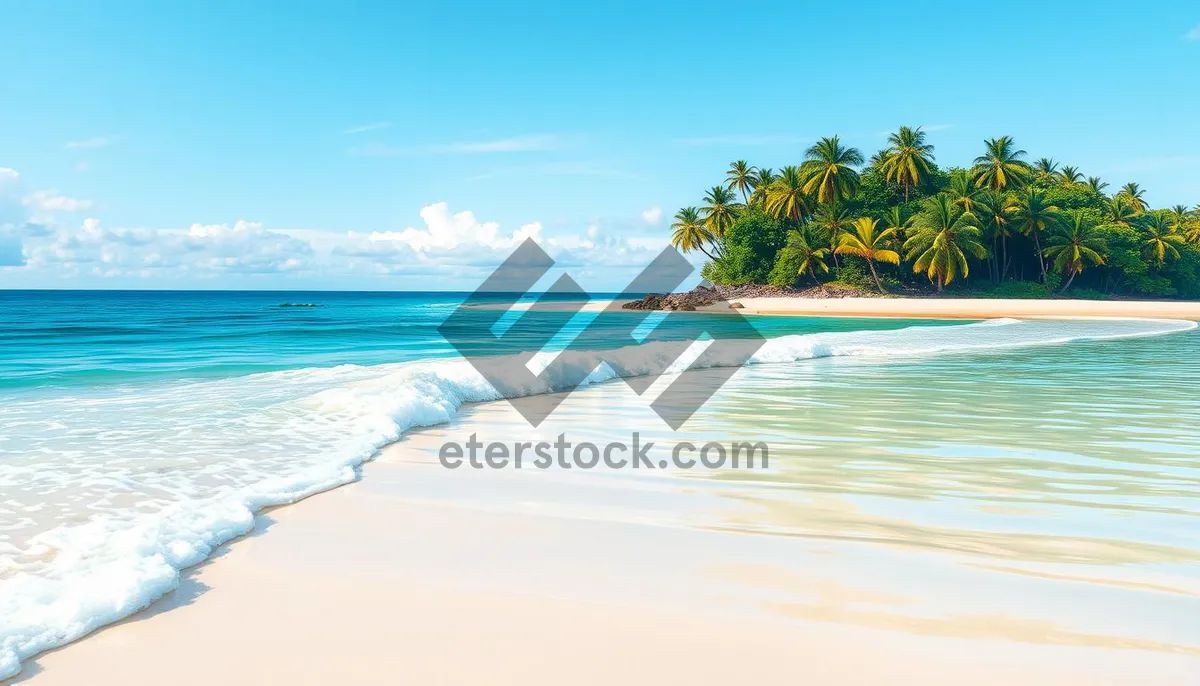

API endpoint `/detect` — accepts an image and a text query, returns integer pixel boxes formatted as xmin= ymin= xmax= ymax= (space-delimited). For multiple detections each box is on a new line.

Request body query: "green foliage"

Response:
xmin=969 ymin=281 xmax=1051 ymax=299
xmin=676 ymin=131 xmax=1200 ymax=299
xmin=851 ymin=169 xmax=903 ymax=217
xmin=766 ymin=247 xmax=803 ymax=287
xmin=767 ymin=227 xmax=831 ymax=286
xmin=830 ymin=258 xmax=872 ymax=289
xmin=702 ymin=244 xmax=757 ymax=286
xmin=704 ymin=209 xmax=788 ymax=285
xmin=1043 ymin=184 xmax=1106 ymax=213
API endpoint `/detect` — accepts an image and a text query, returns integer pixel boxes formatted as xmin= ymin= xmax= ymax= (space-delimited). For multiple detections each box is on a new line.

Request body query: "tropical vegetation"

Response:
xmin=670 ymin=128 xmax=1200 ymax=297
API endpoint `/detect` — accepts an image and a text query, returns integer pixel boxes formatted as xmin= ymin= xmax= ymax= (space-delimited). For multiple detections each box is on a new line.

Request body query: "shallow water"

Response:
xmin=398 ymin=327 xmax=1200 ymax=656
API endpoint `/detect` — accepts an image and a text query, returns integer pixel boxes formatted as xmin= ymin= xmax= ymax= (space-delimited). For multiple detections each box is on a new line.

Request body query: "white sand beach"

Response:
xmin=19 ymin=447 xmax=1200 ymax=686
xmin=717 ymin=296 xmax=1200 ymax=320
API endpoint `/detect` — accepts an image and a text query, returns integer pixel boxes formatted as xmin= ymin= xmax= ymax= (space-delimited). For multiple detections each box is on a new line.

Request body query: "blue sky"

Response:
xmin=1 ymin=1 xmax=1198 ymax=290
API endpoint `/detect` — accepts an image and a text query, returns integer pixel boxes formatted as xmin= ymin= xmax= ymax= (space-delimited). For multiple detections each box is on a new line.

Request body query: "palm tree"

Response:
xmin=670 ymin=207 xmax=717 ymax=259
xmin=810 ymin=202 xmax=855 ymax=268
xmin=1169 ymin=205 xmax=1199 ymax=244
xmin=1058 ymin=166 xmax=1083 ymax=185
xmin=765 ymin=166 xmax=809 ymax=223
xmin=880 ymin=205 xmax=914 ymax=245
xmin=877 ymin=126 xmax=936 ymax=201
xmin=784 ymin=228 xmax=831 ymax=283
xmin=1086 ymin=176 xmax=1109 ymax=194
xmin=725 ymin=160 xmax=756 ymax=204
xmin=836 ymin=217 xmax=901 ymax=292
xmin=748 ymin=167 xmax=776 ymax=207
xmin=1104 ymin=196 xmax=1136 ymax=226
xmin=1012 ymin=188 xmax=1063 ymax=282
xmin=1034 ymin=157 xmax=1059 ymax=182
xmin=1043 ymin=210 xmax=1106 ymax=292
xmin=1118 ymin=182 xmax=1148 ymax=213
xmin=976 ymin=190 xmax=1017 ymax=281
xmin=905 ymin=194 xmax=988 ymax=290
xmin=1142 ymin=212 xmax=1187 ymax=266
xmin=800 ymin=136 xmax=864 ymax=205
xmin=973 ymin=136 xmax=1032 ymax=191
xmin=700 ymin=186 xmax=742 ymax=239
xmin=946 ymin=169 xmax=983 ymax=215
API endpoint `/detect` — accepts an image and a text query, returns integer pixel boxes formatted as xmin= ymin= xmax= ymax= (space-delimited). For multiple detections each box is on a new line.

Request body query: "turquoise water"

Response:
xmin=0 ymin=290 xmax=1196 ymax=678
xmin=0 ymin=290 xmax=943 ymax=389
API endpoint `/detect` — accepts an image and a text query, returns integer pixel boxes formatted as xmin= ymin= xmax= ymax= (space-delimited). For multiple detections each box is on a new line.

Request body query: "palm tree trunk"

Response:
xmin=1001 ymin=234 xmax=1009 ymax=281
xmin=868 ymin=259 xmax=884 ymax=292
xmin=1033 ymin=233 xmax=1047 ymax=282
xmin=1060 ymin=270 xmax=1077 ymax=293
xmin=936 ymin=273 xmax=944 ymax=292
xmin=990 ymin=238 xmax=999 ymax=282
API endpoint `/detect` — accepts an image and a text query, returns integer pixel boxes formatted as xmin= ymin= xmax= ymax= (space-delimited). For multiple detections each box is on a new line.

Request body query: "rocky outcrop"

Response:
xmin=621 ymin=283 xmax=878 ymax=311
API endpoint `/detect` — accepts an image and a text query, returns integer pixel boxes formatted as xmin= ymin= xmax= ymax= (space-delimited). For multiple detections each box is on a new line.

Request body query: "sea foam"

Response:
xmin=0 ymin=317 xmax=1194 ymax=678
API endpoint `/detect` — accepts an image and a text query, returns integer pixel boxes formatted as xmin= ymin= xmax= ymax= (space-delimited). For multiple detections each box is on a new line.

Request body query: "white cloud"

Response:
xmin=349 ymin=134 xmax=562 ymax=157
xmin=1185 ymin=24 xmax=1200 ymax=40
xmin=327 ymin=203 xmax=669 ymax=281
xmin=23 ymin=190 xmax=94 ymax=213
xmin=641 ymin=206 xmax=662 ymax=225
xmin=341 ymin=122 xmax=393 ymax=135
xmin=64 ymin=136 xmax=116 ymax=150
xmin=24 ymin=218 xmax=313 ymax=276
xmin=674 ymin=134 xmax=807 ymax=147
xmin=331 ymin=203 xmax=548 ymax=274
xmin=7 ymin=194 xmax=676 ymax=288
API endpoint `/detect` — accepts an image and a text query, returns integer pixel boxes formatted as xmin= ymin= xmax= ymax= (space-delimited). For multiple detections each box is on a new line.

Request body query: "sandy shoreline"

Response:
xmin=715 ymin=296 xmax=1200 ymax=320
xmin=489 ymin=296 xmax=1200 ymax=321
xmin=18 ymin=456 xmax=1198 ymax=686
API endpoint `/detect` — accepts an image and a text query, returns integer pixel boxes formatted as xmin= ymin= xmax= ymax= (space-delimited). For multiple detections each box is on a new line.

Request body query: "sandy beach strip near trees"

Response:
xmin=714 ymin=297 xmax=1200 ymax=320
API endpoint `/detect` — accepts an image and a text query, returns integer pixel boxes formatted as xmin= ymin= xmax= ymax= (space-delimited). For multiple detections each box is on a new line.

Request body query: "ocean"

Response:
xmin=1 ymin=290 xmax=1198 ymax=679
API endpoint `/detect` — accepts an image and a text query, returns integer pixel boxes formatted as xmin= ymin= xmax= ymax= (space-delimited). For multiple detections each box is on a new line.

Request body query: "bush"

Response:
xmin=704 ymin=209 xmax=788 ymax=285
xmin=830 ymin=257 xmax=872 ymax=289
xmin=766 ymin=247 xmax=803 ymax=287
xmin=702 ymin=245 xmax=756 ymax=286
xmin=971 ymin=281 xmax=1051 ymax=299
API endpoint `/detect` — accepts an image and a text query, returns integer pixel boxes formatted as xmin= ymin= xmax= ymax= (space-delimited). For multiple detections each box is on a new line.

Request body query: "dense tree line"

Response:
xmin=671 ymin=128 xmax=1200 ymax=297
